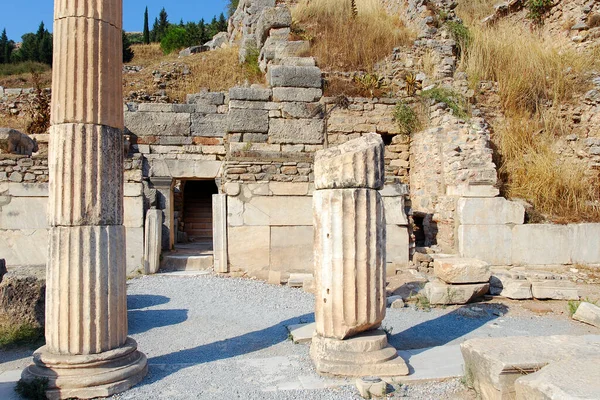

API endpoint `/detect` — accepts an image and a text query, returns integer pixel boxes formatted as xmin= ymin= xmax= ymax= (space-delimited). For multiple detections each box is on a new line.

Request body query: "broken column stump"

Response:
xmin=310 ymin=133 xmax=408 ymax=377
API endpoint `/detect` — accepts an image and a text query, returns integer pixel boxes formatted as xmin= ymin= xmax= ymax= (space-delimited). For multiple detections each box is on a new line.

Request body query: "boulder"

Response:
xmin=489 ymin=270 xmax=532 ymax=299
xmin=0 ymin=128 xmax=39 ymax=156
xmin=314 ymin=133 xmax=384 ymax=190
xmin=433 ymin=257 xmax=491 ymax=284
xmin=204 ymin=31 xmax=229 ymax=50
xmin=0 ymin=267 xmax=46 ymax=328
xmin=178 ymin=45 xmax=209 ymax=57
xmin=423 ymin=279 xmax=489 ymax=305
xmin=573 ymin=302 xmax=600 ymax=328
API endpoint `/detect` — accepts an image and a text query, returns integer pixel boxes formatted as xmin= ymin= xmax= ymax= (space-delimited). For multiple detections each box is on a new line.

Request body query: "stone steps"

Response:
xmin=160 ymin=254 xmax=214 ymax=271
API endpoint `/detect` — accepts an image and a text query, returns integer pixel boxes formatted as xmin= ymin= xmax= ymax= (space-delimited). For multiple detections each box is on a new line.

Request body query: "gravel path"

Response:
xmin=2 ymin=273 xmax=597 ymax=399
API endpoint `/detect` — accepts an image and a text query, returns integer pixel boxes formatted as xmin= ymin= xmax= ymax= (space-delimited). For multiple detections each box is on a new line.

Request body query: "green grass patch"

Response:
xmin=0 ymin=322 xmax=44 ymax=349
xmin=393 ymin=101 xmax=421 ymax=135
xmin=446 ymin=20 xmax=472 ymax=57
xmin=420 ymin=86 xmax=469 ymax=119
xmin=568 ymin=298 xmax=599 ymax=316
xmin=0 ymin=62 xmax=50 ymax=77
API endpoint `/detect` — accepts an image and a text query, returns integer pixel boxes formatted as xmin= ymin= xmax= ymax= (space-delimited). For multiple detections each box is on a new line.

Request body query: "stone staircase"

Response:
xmin=160 ymin=241 xmax=214 ymax=271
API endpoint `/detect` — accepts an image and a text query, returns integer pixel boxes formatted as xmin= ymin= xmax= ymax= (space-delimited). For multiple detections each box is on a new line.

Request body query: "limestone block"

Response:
xmin=0 ymin=229 xmax=49 ymax=267
xmin=7 ymin=183 xmax=48 ymax=197
xmin=458 ymin=225 xmax=512 ymax=266
xmin=387 ymin=225 xmax=409 ymax=267
xmin=461 ymin=335 xmax=600 ymax=400
xmin=281 ymin=102 xmax=323 ymax=119
xmin=272 ymin=87 xmax=322 ymax=102
xmin=229 ymin=86 xmax=272 ymax=101
xmin=515 ymin=357 xmax=600 ymax=400
xmin=434 ymin=258 xmax=491 ymax=284
xmin=424 ymin=279 xmax=489 ymax=305
xmin=137 ymin=103 xmax=195 ymax=113
xmin=227 ymin=196 xmax=244 ymax=227
xmin=512 ymin=224 xmax=572 ymax=265
xmin=572 ymin=224 xmax=600 ymax=264
xmin=125 ymin=111 xmax=191 ymax=136
xmin=270 ymin=226 xmax=313 ymax=273
xmin=356 ymin=377 xmax=387 ymax=398
xmin=212 ymin=194 xmax=228 ymax=273
xmin=0 ymin=197 xmax=48 ymax=229
xmin=51 ymin=18 xmax=122 ymax=127
xmin=530 ymin=279 xmax=579 ymax=300
xmin=279 ymin=56 xmax=316 ymax=66
xmin=314 ymin=188 xmax=386 ymax=339
xmin=46 ymin=225 xmax=128 ymax=354
xmin=228 ymin=109 xmax=269 ymax=133
xmin=269 ymin=182 xmax=309 ymax=196
xmin=457 ymin=197 xmax=524 ymax=225
xmin=489 ymin=271 xmax=532 ymax=299
xmin=49 ymin=124 xmax=123 ymax=226
xmin=187 ymin=91 xmax=225 ymax=105
xmin=446 ymin=184 xmax=499 ymax=198
xmin=267 ymin=65 xmax=322 ymax=88
xmin=54 ymin=0 xmax=122 ymax=28
xmin=268 ymin=118 xmax=324 ymax=144
xmin=0 ymin=267 xmax=45 ymax=328
xmin=314 ymin=133 xmax=384 ymax=190
xmin=191 ymin=113 xmax=228 ymax=137
xmin=243 ymin=195 xmax=312 ymax=226
xmin=149 ymin=159 xmax=222 ymax=178
xmin=382 ymin=196 xmax=408 ymax=225
xmin=573 ymin=302 xmax=600 ymax=328
xmin=123 ymin=196 xmax=144 ymax=228
xmin=255 ymin=6 xmax=292 ymax=47
xmin=379 ymin=184 xmax=409 ymax=197
xmin=124 ymin=183 xmax=142 ymax=197
xmin=228 ymin=226 xmax=270 ymax=271
xmin=143 ymin=209 xmax=162 ymax=275
xmin=126 ymin=227 xmax=144 ymax=275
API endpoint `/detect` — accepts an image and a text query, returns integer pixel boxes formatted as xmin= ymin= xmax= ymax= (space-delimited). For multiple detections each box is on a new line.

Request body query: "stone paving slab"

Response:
xmin=0 ymin=369 xmax=23 ymax=400
xmin=287 ymin=322 xmax=315 ymax=344
xmin=395 ymin=345 xmax=464 ymax=383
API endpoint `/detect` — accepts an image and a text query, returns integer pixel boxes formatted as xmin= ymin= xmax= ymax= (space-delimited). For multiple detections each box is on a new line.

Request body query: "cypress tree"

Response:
xmin=217 ymin=13 xmax=228 ymax=33
xmin=143 ymin=7 xmax=150 ymax=44
xmin=123 ymin=30 xmax=135 ymax=62
xmin=0 ymin=29 xmax=8 ymax=64
xmin=151 ymin=17 xmax=159 ymax=42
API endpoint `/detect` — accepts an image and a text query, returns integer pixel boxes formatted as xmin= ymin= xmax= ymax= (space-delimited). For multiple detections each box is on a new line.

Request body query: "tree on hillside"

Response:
xmin=0 ymin=29 xmax=15 ymax=64
xmin=217 ymin=13 xmax=228 ymax=33
xmin=143 ymin=7 xmax=150 ymax=44
xmin=207 ymin=16 xmax=219 ymax=38
xmin=151 ymin=8 xmax=170 ymax=43
xmin=123 ymin=31 xmax=135 ymax=62
xmin=11 ymin=22 xmax=52 ymax=65
xmin=160 ymin=26 xmax=188 ymax=54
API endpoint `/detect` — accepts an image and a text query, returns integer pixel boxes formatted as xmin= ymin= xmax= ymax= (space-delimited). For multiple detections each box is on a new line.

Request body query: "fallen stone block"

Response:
xmin=489 ymin=270 xmax=532 ymax=300
xmin=287 ymin=322 xmax=315 ymax=344
xmin=0 ymin=267 xmax=46 ymax=328
xmin=515 ymin=357 xmax=600 ymax=400
xmin=573 ymin=302 xmax=600 ymax=328
xmin=461 ymin=335 xmax=600 ymax=400
xmin=288 ymin=273 xmax=313 ymax=288
xmin=314 ymin=133 xmax=384 ymax=190
xmin=356 ymin=377 xmax=387 ymax=399
xmin=530 ymin=279 xmax=578 ymax=300
xmin=423 ymin=279 xmax=489 ymax=305
xmin=267 ymin=65 xmax=322 ymax=88
xmin=433 ymin=257 xmax=491 ymax=284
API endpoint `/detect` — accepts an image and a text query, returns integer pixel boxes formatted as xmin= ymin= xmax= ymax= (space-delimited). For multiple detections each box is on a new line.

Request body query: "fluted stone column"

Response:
xmin=310 ymin=133 xmax=408 ymax=377
xmin=21 ymin=0 xmax=148 ymax=398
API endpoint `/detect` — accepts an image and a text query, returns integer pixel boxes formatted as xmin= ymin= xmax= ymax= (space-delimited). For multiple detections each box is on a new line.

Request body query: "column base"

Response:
xmin=21 ymin=337 xmax=147 ymax=400
xmin=310 ymin=329 xmax=409 ymax=377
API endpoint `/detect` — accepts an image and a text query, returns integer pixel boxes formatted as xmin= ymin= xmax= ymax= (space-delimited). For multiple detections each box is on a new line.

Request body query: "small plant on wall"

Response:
xmin=393 ymin=101 xmax=421 ymax=136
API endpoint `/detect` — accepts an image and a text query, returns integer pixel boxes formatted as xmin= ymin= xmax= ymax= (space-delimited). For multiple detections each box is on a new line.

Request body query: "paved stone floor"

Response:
xmin=1 ymin=272 xmax=598 ymax=399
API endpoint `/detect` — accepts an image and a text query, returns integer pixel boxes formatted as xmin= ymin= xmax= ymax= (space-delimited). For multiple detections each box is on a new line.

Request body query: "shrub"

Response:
xmin=446 ymin=21 xmax=472 ymax=58
xmin=420 ymin=86 xmax=468 ymax=119
xmin=160 ymin=26 xmax=188 ymax=55
xmin=393 ymin=101 xmax=421 ymax=135
xmin=292 ymin=0 xmax=413 ymax=72
xmin=15 ymin=378 xmax=49 ymax=400
xmin=526 ymin=0 xmax=553 ymax=24
xmin=0 ymin=61 xmax=49 ymax=77
xmin=0 ymin=321 xmax=44 ymax=349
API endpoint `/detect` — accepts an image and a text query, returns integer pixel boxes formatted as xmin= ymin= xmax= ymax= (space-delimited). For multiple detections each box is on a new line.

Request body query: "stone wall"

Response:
xmin=458 ymin=197 xmax=600 ymax=266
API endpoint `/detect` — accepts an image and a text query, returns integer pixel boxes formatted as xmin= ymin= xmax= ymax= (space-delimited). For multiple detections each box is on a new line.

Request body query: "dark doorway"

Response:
xmin=181 ymin=180 xmax=218 ymax=244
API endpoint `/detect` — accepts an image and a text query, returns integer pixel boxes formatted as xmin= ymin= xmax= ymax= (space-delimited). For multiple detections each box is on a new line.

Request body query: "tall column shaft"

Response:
xmin=314 ymin=189 xmax=386 ymax=340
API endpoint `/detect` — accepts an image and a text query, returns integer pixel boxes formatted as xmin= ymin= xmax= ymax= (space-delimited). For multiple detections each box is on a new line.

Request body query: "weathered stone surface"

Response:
xmin=228 ymin=109 xmax=269 ymax=133
xmin=228 ymin=226 xmax=270 ymax=271
xmin=515 ymin=357 xmax=600 ymax=400
xmin=137 ymin=103 xmax=195 ymax=113
xmin=229 ymin=86 xmax=272 ymax=101
xmin=191 ymin=113 xmax=228 ymax=137
xmin=123 ymin=196 xmax=143 ymax=228
xmin=572 ymin=224 xmax=600 ymax=264
xmin=212 ymin=194 xmax=228 ymax=273
xmin=313 ymin=188 xmax=385 ymax=339
xmin=269 ymin=118 xmax=324 ymax=144
xmin=143 ymin=209 xmax=162 ymax=274
xmin=268 ymin=65 xmax=322 ymax=88
xmin=187 ymin=91 xmax=225 ymax=105
xmin=204 ymin=31 xmax=228 ymax=49
xmin=7 ymin=182 xmax=49 ymax=197
xmin=424 ymin=279 xmax=489 ymax=305
xmin=461 ymin=335 xmax=600 ymax=400
xmin=149 ymin=159 xmax=223 ymax=178
xmin=269 ymin=182 xmax=309 ymax=196
xmin=0 ymin=267 xmax=45 ymax=328
xmin=242 ymin=195 xmax=312 ymax=226
xmin=281 ymin=102 xmax=323 ymax=119
xmin=489 ymin=271 xmax=532 ymax=299
xmin=573 ymin=302 xmax=600 ymax=328
xmin=0 ymin=128 xmax=39 ymax=156
xmin=125 ymin=111 xmax=190 ymax=136
xmin=457 ymin=197 xmax=524 ymax=225
xmin=255 ymin=6 xmax=292 ymax=47
xmin=272 ymin=87 xmax=322 ymax=102
xmin=125 ymin=226 xmax=144 ymax=275
xmin=270 ymin=226 xmax=313 ymax=273
xmin=314 ymin=133 xmax=384 ymax=190
xmin=387 ymin=225 xmax=409 ymax=268
xmin=279 ymin=56 xmax=316 ymax=66
xmin=512 ymin=224 xmax=573 ymax=265
xmin=311 ymin=330 xmax=409 ymax=377
xmin=458 ymin=225 xmax=512 ymax=266
xmin=382 ymin=196 xmax=408 ymax=225
xmin=434 ymin=258 xmax=491 ymax=284
xmin=446 ymin=184 xmax=499 ymax=198
xmin=530 ymin=279 xmax=579 ymax=300
xmin=0 ymin=197 xmax=48 ymax=229
xmin=356 ymin=377 xmax=387 ymax=398
xmin=0 ymin=229 xmax=49 ymax=267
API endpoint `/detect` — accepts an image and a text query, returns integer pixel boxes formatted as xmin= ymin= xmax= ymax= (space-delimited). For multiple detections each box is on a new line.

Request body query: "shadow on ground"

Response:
xmin=390 ymin=303 xmax=509 ymax=351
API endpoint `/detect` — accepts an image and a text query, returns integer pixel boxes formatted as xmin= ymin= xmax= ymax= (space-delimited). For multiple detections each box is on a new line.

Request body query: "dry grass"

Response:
xmin=123 ymin=45 xmax=263 ymax=103
xmin=461 ymin=21 xmax=600 ymax=222
xmin=0 ymin=113 xmax=30 ymax=131
xmin=292 ymin=0 xmax=414 ymax=72
xmin=456 ymin=0 xmax=497 ymax=25
xmin=0 ymin=69 xmax=52 ymax=89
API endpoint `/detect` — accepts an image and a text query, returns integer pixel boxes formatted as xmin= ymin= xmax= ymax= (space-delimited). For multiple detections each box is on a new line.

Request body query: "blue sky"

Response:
xmin=1 ymin=1 xmax=230 ymax=41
